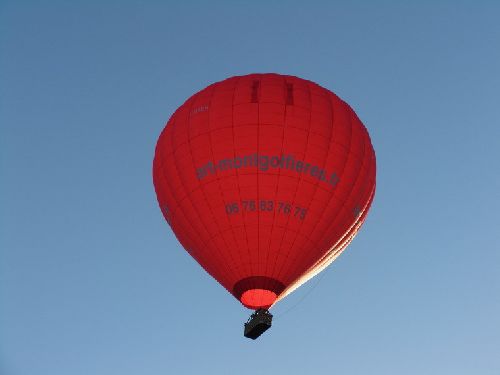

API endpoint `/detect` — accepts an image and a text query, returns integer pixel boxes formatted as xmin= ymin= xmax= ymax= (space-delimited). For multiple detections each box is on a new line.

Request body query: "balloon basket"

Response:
xmin=243 ymin=309 xmax=273 ymax=340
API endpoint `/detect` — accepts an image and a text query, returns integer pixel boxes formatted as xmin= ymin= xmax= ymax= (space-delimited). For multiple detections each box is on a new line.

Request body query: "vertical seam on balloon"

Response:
xmin=276 ymin=96 xmax=356 ymax=296
xmin=286 ymin=82 xmax=294 ymax=105
xmin=298 ymin=102 xmax=368 ymax=280
xmin=274 ymin=82 xmax=324 ymax=284
xmin=156 ymin=162 xmax=206 ymax=264
xmin=301 ymin=143 xmax=372 ymax=287
xmin=349 ymin=126 xmax=376 ymax=224
xmin=283 ymin=84 xmax=337 ymax=283
xmin=230 ymin=76 xmax=253 ymax=287
xmin=272 ymin=79 xmax=314 ymax=284
xmin=271 ymin=80 xmax=313 ymax=285
xmin=202 ymin=81 xmax=245 ymax=288
xmin=298 ymin=108 xmax=370 ymax=287
xmin=202 ymin=82 xmax=244 ymax=287
xmin=169 ymin=106 xmax=228 ymax=280
xmin=251 ymin=80 xmax=260 ymax=103
xmin=159 ymin=123 xmax=207 ymax=255
xmin=280 ymin=110 xmax=376 ymax=301
xmin=262 ymin=75 xmax=288 ymax=295
xmin=181 ymin=97 xmax=229 ymax=275
xmin=159 ymin=117 xmax=216 ymax=279
xmin=202 ymin=78 xmax=247 ymax=289
xmin=255 ymin=75 xmax=262 ymax=295
xmin=184 ymin=89 xmax=240 ymax=288
xmin=317 ymin=109 xmax=368 ymax=248
xmin=319 ymin=143 xmax=368 ymax=259
xmin=313 ymin=101 xmax=356 ymax=243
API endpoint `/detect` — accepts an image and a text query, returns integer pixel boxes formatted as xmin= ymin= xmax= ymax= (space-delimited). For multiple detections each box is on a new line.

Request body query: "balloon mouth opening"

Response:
xmin=232 ymin=276 xmax=285 ymax=309
xmin=241 ymin=289 xmax=277 ymax=310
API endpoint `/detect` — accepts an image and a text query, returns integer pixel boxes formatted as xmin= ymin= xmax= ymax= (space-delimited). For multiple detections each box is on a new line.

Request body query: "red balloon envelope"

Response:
xmin=153 ymin=73 xmax=376 ymax=310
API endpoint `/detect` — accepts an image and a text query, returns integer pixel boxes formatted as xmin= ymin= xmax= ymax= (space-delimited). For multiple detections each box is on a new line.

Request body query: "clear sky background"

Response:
xmin=1 ymin=2 xmax=499 ymax=374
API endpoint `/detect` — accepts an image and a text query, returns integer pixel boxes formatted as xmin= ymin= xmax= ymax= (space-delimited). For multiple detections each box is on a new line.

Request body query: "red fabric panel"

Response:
xmin=153 ymin=73 xmax=376 ymax=309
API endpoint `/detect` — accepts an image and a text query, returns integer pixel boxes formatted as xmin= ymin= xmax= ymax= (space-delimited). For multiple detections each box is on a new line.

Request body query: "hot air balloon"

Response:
xmin=153 ymin=73 xmax=376 ymax=339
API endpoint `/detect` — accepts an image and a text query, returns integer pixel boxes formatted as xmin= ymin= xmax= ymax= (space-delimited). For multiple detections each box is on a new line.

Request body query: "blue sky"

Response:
xmin=1 ymin=2 xmax=499 ymax=374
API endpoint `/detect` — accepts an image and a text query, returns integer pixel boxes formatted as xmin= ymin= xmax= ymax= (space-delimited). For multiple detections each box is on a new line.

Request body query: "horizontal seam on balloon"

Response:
xmin=167 ymin=130 xmax=362 ymax=156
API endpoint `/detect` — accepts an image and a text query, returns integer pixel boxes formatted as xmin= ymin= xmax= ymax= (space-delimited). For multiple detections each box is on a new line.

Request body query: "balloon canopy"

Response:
xmin=153 ymin=73 xmax=376 ymax=310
